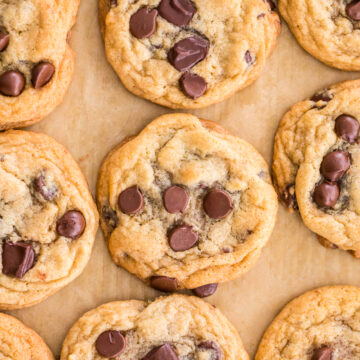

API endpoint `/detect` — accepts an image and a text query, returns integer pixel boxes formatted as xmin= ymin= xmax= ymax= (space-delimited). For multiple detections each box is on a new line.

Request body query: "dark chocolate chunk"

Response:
xmin=118 ymin=185 xmax=144 ymax=215
xmin=168 ymin=36 xmax=209 ymax=72
xmin=168 ymin=225 xmax=198 ymax=251
xmin=142 ymin=344 xmax=179 ymax=360
xmin=313 ymin=182 xmax=339 ymax=208
xmin=95 ymin=330 xmax=126 ymax=357
xmin=180 ymin=72 xmax=207 ymax=99
xmin=32 ymin=62 xmax=55 ymax=89
xmin=312 ymin=346 xmax=333 ymax=360
xmin=150 ymin=276 xmax=178 ymax=292
xmin=320 ymin=151 xmax=350 ymax=182
xmin=0 ymin=70 xmax=25 ymax=97
xmin=163 ymin=185 xmax=189 ymax=213
xmin=158 ymin=0 xmax=196 ymax=27
xmin=2 ymin=240 xmax=35 ymax=279
xmin=192 ymin=283 xmax=218 ymax=298
xmin=310 ymin=90 xmax=332 ymax=103
xmin=56 ymin=210 xmax=86 ymax=240
xmin=335 ymin=114 xmax=360 ymax=143
xmin=130 ymin=7 xmax=158 ymax=39
xmin=0 ymin=31 xmax=9 ymax=52
xmin=346 ymin=0 xmax=360 ymax=21
xmin=203 ymin=189 xmax=233 ymax=219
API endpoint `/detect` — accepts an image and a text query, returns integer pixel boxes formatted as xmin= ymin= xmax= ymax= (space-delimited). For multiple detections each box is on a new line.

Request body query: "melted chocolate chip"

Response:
xmin=34 ymin=175 xmax=56 ymax=201
xmin=335 ymin=114 xmax=360 ymax=143
xmin=95 ymin=330 xmax=126 ymax=357
xmin=110 ymin=0 xmax=117 ymax=6
xmin=245 ymin=50 xmax=254 ymax=65
xmin=163 ymin=185 xmax=189 ymax=213
xmin=320 ymin=151 xmax=350 ymax=182
xmin=142 ymin=344 xmax=179 ymax=360
xmin=180 ymin=72 xmax=207 ymax=99
xmin=203 ymin=189 xmax=233 ymax=219
xmin=130 ymin=7 xmax=158 ymax=39
xmin=312 ymin=346 xmax=333 ymax=360
xmin=310 ymin=90 xmax=332 ymax=103
xmin=313 ymin=182 xmax=339 ymax=208
xmin=198 ymin=341 xmax=222 ymax=360
xmin=2 ymin=240 xmax=35 ymax=279
xmin=346 ymin=0 xmax=360 ymax=21
xmin=118 ymin=185 xmax=144 ymax=215
xmin=32 ymin=62 xmax=55 ymax=89
xmin=150 ymin=276 xmax=179 ymax=292
xmin=282 ymin=184 xmax=298 ymax=210
xmin=0 ymin=31 xmax=9 ymax=52
xmin=168 ymin=36 xmax=209 ymax=72
xmin=264 ymin=0 xmax=276 ymax=11
xmin=56 ymin=210 xmax=86 ymax=239
xmin=158 ymin=0 xmax=196 ymax=27
xmin=192 ymin=283 xmax=218 ymax=297
xmin=0 ymin=70 xmax=25 ymax=97
xmin=168 ymin=225 xmax=198 ymax=251
xmin=102 ymin=206 xmax=119 ymax=231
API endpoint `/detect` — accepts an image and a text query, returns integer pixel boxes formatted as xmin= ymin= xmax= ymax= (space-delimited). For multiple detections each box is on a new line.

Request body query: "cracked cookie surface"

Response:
xmin=61 ymin=294 xmax=249 ymax=360
xmin=0 ymin=130 xmax=98 ymax=309
xmin=97 ymin=113 xmax=278 ymax=291
xmin=279 ymin=0 xmax=360 ymax=71
xmin=0 ymin=0 xmax=80 ymax=129
xmin=0 ymin=312 xmax=54 ymax=360
xmin=98 ymin=0 xmax=280 ymax=109
xmin=273 ymin=79 xmax=360 ymax=253
xmin=256 ymin=286 xmax=360 ymax=359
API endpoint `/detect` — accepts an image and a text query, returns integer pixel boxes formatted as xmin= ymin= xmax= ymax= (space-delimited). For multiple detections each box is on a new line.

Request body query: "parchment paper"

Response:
xmin=8 ymin=1 xmax=360 ymax=358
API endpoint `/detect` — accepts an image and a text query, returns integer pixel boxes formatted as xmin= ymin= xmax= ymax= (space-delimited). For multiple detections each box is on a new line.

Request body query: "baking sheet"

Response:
xmin=8 ymin=0 xmax=360 ymax=358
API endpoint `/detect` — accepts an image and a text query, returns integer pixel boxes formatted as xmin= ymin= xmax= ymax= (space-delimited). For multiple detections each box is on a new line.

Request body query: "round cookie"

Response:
xmin=61 ymin=294 xmax=249 ymax=359
xmin=0 ymin=130 xmax=98 ymax=309
xmin=0 ymin=0 xmax=80 ymax=129
xmin=98 ymin=0 xmax=280 ymax=109
xmin=255 ymin=285 xmax=360 ymax=359
xmin=279 ymin=0 xmax=360 ymax=71
xmin=273 ymin=79 xmax=360 ymax=255
xmin=0 ymin=312 xmax=54 ymax=359
xmin=97 ymin=113 xmax=278 ymax=292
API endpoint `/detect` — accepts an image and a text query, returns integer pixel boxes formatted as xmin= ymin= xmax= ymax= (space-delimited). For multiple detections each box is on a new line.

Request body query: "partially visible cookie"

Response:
xmin=97 ymin=113 xmax=278 ymax=292
xmin=256 ymin=285 xmax=360 ymax=359
xmin=61 ymin=294 xmax=249 ymax=359
xmin=0 ymin=0 xmax=80 ymax=129
xmin=0 ymin=130 xmax=98 ymax=309
xmin=0 ymin=312 xmax=54 ymax=359
xmin=273 ymin=79 xmax=360 ymax=254
xmin=279 ymin=0 xmax=360 ymax=70
xmin=98 ymin=0 xmax=280 ymax=109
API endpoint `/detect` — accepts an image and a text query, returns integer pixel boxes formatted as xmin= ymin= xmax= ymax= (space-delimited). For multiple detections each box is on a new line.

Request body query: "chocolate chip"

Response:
xmin=313 ymin=182 xmax=339 ymax=208
xmin=95 ymin=330 xmax=126 ymax=358
xmin=32 ymin=62 xmax=55 ymax=89
xmin=245 ymin=50 xmax=254 ymax=65
xmin=203 ymin=189 xmax=233 ymax=219
xmin=158 ymin=0 xmax=196 ymax=27
xmin=163 ymin=185 xmax=189 ymax=213
xmin=150 ymin=276 xmax=179 ymax=292
xmin=118 ymin=185 xmax=144 ymax=215
xmin=168 ymin=36 xmax=209 ymax=72
xmin=56 ymin=210 xmax=86 ymax=239
xmin=346 ymin=0 xmax=360 ymax=21
xmin=0 ymin=70 xmax=25 ymax=97
xmin=335 ymin=114 xmax=360 ymax=143
xmin=110 ymin=0 xmax=117 ymax=6
xmin=198 ymin=341 xmax=222 ymax=360
xmin=2 ymin=240 xmax=35 ymax=279
xmin=142 ymin=344 xmax=179 ymax=360
xmin=264 ymin=0 xmax=276 ymax=11
xmin=102 ymin=206 xmax=118 ymax=231
xmin=34 ymin=175 xmax=56 ymax=201
xmin=130 ymin=7 xmax=158 ymax=39
xmin=192 ymin=283 xmax=218 ymax=297
xmin=0 ymin=31 xmax=9 ymax=52
xmin=320 ymin=151 xmax=350 ymax=182
xmin=282 ymin=184 xmax=298 ymax=210
xmin=180 ymin=72 xmax=207 ymax=99
xmin=168 ymin=225 xmax=198 ymax=251
xmin=312 ymin=346 xmax=333 ymax=360
xmin=310 ymin=90 xmax=332 ymax=103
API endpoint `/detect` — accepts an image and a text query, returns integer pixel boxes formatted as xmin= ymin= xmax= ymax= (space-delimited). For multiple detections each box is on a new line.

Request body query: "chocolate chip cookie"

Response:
xmin=0 ymin=0 xmax=80 ymax=129
xmin=0 ymin=130 xmax=98 ymax=309
xmin=97 ymin=113 xmax=278 ymax=293
xmin=0 ymin=312 xmax=54 ymax=359
xmin=273 ymin=79 xmax=360 ymax=255
xmin=98 ymin=0 xmax=280 ymax=109
xmin=255 ymin=286 xmax=360 ymax=359
xmin=279 ymin=0 xmax=360 ymax=70
xmin=61 ymin=294 xmax=249 ymax=359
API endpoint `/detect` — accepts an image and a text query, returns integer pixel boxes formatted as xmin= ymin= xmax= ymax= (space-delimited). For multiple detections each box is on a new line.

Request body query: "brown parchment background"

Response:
xmin=7 ymin=1 xmax=360 ymax=358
